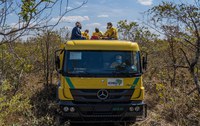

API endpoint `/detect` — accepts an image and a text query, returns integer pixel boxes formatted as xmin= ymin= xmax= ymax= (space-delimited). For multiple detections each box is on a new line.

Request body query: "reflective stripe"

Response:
xmin=131 ymin=78 xmax=140 ymax=89
xmin=65 ymin=77 xmax=75 ymax=89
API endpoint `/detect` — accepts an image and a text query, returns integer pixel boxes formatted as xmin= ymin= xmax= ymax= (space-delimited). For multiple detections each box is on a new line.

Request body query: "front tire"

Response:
xmin=55 ymin=115 xmax=65 ymax=126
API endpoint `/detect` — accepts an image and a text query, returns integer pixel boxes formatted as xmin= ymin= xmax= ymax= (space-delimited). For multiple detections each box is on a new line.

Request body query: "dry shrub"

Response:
xmin=144 ymin=78 xmax=200 ymax=126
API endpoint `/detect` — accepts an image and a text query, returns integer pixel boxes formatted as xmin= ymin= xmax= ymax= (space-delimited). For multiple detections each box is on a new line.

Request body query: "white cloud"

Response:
xmin=75 ymin=1 xmax=82 ymax=5
xmin=66 ymin=6 xmax=73 ymax=10
xmin=137 ymin=0 xmax=152 ymax=6
xmin=9 ymin=13 xmax=14 ymax=16
xmin=51 ymin=16 xmax=89 ymax=23
xmin=63 ymin=26 xmax=73 ymax=30
xmin=83 ymin=5 xmax=88 ymax=8
xmin=86 ymin=23 xmax=101 ymax=27
xmin=97 ymin=14 xmax=109 ymax=18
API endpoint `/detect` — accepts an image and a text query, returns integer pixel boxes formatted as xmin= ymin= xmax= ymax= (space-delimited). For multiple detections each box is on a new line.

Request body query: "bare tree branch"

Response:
xmin=180 ymin=48 xmax=191 ymax=66
xmin=0 ymin=0 xmax=88 ymax=43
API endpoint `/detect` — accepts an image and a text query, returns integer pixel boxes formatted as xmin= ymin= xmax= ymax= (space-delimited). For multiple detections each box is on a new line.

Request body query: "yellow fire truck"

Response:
xmin=55 ymin=40 xmax=147 ymax=125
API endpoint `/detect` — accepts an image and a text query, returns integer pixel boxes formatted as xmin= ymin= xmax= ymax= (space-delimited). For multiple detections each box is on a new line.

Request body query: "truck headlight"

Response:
xmin=129 ymin=106 xmax=134 ymax=112
xmin=70 ymin=107 xmax=75 ymax=112
xmin=134 ymin=106 xmax=141 ymax=112
xmin=63 ymin=106 xmax=69 ymax=112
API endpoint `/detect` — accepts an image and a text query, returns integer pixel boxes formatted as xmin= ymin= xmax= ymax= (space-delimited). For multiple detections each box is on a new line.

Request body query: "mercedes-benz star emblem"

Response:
xmin=97 ymin=89 xmax=109 ymax=100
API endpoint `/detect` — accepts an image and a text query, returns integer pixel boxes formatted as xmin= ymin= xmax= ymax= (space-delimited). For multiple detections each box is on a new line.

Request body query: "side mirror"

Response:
xmin=55 ymin=49 xmax=64 ymax=73
xmin=142 ymin=52 xmax=148 ymax=71
xmin=55 ymin=56 xmax=60 ymax=71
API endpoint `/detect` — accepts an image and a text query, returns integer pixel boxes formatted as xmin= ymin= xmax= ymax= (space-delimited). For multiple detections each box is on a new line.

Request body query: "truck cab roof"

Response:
xmin=61 ymin=40 xmax=140 ymax=51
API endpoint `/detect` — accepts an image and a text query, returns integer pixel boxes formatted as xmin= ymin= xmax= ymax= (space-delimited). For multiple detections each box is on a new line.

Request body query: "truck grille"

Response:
xmin=70 ymin=89 xmax=134 ymax=103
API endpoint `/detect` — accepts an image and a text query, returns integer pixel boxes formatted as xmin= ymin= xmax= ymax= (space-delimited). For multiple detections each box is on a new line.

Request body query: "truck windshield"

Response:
xmin=63 ymin=51 xmax=141 ymax=77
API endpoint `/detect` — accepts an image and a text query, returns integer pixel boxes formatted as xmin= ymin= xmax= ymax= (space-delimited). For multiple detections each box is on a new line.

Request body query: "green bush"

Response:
xmin=0 ymin=79 xmax=32 ymax=125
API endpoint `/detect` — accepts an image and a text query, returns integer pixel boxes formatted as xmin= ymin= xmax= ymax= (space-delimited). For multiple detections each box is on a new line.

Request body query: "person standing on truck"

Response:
xmin=82 ymin=29 xmax=90 ymax=40
xmin=71 ymin=22 xmax=86 ymax=40
xmin=103 ymin=22 xmax=118 ymax=40
xmin=91 ymin=28 xmax=103 ymax=39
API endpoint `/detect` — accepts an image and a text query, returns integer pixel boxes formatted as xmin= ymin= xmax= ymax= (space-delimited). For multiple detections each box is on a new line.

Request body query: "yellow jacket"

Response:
xmin=92 ymin=31 xmax=103 ymax=38
xmin=82 ymin=32 xmax=90 ymax=40
xmin=104 ymin=27 xmax=118 ymax=40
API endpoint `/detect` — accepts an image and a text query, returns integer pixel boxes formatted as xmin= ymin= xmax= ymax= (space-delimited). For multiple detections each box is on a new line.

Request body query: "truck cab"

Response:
xmin=55 ymin=40 xmax=147 ymax=125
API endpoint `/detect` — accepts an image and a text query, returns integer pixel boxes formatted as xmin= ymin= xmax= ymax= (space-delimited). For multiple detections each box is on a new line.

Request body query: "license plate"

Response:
xmin=94 ymin=106 xmax=112 ymax=111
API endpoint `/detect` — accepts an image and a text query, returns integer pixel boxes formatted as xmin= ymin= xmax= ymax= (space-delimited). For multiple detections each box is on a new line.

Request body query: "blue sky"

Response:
xmin=7 ymin=0 xmax=196 ymax=36
xmin=49 ymin=0 xmax=196 ymax=35
xmin=51 ymin=0 xmax=156 ymax=34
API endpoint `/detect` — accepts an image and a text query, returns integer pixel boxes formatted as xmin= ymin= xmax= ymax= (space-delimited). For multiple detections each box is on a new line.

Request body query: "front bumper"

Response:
xmin=57 ymin=101 xmax=147 ymax=122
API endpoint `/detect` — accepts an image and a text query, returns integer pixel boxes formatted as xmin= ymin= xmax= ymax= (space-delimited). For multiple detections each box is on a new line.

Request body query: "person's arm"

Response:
xmin=86 ymin=34 xmax=90 ymax=39
xmin=100 ymin=31 xmax=103 ymax=37
xmin=102 ymin=30 xmax=109 ymax=39
xmin=104 ymin=30 xmax=109 ymax=37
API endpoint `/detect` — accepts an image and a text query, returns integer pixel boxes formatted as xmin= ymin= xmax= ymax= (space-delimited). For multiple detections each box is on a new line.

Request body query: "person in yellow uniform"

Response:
xmin=91 ymin=28 xmax=103 ymax=39
xmin=82 ymin=29 xmax=90 ymax=40
xmin=103 ymin=22 xmax=118 ymax=40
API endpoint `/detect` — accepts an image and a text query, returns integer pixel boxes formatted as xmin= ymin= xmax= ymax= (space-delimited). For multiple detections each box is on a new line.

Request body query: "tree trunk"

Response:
xmin=45 ymin=33 xmax=50 ymax=86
